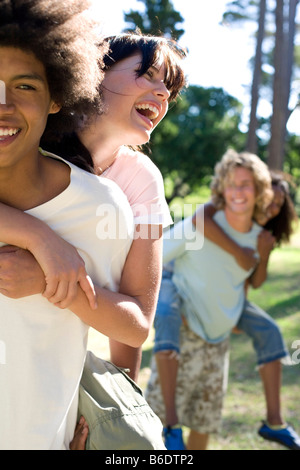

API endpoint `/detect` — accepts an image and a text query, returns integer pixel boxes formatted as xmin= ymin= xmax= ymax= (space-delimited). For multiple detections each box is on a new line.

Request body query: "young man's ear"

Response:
xmin=49 ymin=101 xmax=61 ymax=114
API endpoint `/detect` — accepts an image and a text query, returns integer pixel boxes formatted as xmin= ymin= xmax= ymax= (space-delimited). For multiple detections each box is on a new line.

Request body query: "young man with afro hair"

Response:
xmin=0 ymin=0 xmax=154 ymax=450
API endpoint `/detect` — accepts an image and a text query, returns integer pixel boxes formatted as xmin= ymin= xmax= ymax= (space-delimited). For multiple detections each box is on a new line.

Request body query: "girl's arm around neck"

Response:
xmin=193 ymin=201 xmax=257 ymax=271
xmin=248 ymin=229 xmax=275 ymax=289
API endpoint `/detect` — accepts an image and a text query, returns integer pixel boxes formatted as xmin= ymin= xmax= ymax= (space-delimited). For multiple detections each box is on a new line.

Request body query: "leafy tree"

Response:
xmin=268 ymin=0 xmax=299 ymax=169
xmin=223 ymin=0 xmax=267 ymax=154
xmin=122 ymin=1 xmax=245 ymax=200
xmin=223 ymin=0 xmax=300 ymax=170
xmin=247 ymin=0 xmax=266 ymax=154
xmin=148 ymin=86 xmax=245 ymax=201
xmin=124 ymin=0 xmax=185 ymax=39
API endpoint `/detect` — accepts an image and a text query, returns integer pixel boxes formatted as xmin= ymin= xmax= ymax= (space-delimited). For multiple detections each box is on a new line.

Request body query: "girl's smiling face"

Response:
xmin=266 ymin=185 xmax=285 ymax=220
xmin=98 ymin=52 xmax=171 ymax=146
xmin=256 ymin=185 xmax=285 ymax=226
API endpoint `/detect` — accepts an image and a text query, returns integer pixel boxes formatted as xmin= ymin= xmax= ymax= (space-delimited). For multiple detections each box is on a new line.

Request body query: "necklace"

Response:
xmin=96 ymin=162 xmax=113 ymax=176
xmin=95 ymin=153 xmax=120 ymax=176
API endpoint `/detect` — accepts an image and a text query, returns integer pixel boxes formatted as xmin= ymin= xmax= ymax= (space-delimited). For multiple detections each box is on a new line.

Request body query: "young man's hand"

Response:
xmin=0 ymin=245 xmax=45 ymax=298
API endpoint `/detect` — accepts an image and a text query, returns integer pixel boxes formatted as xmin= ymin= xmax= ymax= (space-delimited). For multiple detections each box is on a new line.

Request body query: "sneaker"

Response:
xmin=258 ymin=421 xmax=300 ymax=450
xmin=163 ymin=426 xmax=186 ymax=450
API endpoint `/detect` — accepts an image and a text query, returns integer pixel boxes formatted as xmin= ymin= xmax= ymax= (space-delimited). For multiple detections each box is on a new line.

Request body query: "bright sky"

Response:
xmin=90 ymin=0 xmax=299 ymax=133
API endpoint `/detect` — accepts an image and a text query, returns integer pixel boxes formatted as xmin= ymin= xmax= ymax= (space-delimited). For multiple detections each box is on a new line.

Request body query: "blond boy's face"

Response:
xmin=0 ymin=46 xmax=60 ymax=169
xmin=223 ymin=166 xmax=256 ymax=216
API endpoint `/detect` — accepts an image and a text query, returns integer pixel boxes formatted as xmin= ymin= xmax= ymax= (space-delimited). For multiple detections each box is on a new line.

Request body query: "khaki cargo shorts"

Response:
xmin=145 ymin=324 xmax=230 ymax=434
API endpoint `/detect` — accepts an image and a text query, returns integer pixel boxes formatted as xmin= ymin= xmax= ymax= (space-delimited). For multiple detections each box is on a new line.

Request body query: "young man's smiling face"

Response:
xmin=223 ymin=166 xmax=256 ymax=217
xmin=0 ymin=47 xmax=60 ymax=169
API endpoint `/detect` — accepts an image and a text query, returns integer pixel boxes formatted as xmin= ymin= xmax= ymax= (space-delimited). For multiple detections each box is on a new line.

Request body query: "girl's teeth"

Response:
xmin=135 ymin=104 xmax=159 ymax=119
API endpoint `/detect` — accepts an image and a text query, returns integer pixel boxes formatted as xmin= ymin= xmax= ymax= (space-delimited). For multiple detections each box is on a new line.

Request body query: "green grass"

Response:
xmin=87 ymin=229 xmax=300 ymax=451
xmin=142 ymin=229 xmax=300 ymax=450
xmin=169 ymin=186 xmax=211 ymax=220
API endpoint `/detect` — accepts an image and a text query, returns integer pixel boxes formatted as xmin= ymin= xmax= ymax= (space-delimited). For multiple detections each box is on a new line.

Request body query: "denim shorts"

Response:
xmin=154 ymin=271 xmax=289 ymax=365
xmin=153 ymin=269 xmax=182 ymax=354
xmin=236 ymin=299 xmax=289 ymax=365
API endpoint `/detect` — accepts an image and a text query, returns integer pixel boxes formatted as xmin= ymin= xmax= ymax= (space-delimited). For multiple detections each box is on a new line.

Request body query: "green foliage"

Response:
xmin=284 ymin=134 xmax=300 ymax=194
xmin=124 ymin=0 xmax=185 ymax=39
xmin=223 ymin=0 xmax=261 ymax=24
xmin=293 ymin=43 xmax=300 ymax=71
xmin=168 ymin=185 xmax=211 ymax=220
xmin=148 ymin=86 xmax=246 ymax=201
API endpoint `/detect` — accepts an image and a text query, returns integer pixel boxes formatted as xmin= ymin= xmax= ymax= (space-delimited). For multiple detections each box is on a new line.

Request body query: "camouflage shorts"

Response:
xmin=145 ymin=324 xmax=230 ymax=434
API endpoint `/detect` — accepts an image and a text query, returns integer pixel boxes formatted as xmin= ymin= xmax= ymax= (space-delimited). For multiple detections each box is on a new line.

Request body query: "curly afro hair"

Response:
xmin=0 ymin=0 xmax=107 ymax=139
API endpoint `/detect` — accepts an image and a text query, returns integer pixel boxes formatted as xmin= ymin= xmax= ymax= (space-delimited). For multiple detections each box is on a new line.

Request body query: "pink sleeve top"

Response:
xmin=103 ymin=147 xmax=173 ymax=228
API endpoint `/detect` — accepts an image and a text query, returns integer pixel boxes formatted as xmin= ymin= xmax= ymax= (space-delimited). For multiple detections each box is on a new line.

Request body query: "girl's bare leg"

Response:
xmin=155 ymin=350 xmax=179 ymax=426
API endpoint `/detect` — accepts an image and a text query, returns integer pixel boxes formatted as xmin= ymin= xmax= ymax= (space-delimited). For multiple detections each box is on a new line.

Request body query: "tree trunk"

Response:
xmin=246 ymin=0 xmax=266 ymax=154
xmin=268 ymin=0 xmax=285 ymax=169
xmin=268 ymin=0 xmax=298 ymax=169
xmin=286 ymin=0 xmax=299 ymax=122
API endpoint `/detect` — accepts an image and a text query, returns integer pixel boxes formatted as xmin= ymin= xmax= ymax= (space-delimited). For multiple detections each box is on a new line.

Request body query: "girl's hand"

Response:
xmin=235 ymin=246 xmax=257 ymax=271
xmin=30 ymin=235 xmax=97 ymax=310
xmin=257 ymin=230 xmax=276 ymax=261
xmin=0 ymin=240 xmax=97 ymax=309
xmin=232 ymin=326 xmax=243 ymax=334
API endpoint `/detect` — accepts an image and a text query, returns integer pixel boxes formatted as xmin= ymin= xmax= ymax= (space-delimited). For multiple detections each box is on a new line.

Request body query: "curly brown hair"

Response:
xmin=264 ymin=170 xmax=298 ymax=245
xmin=211 ymin=148 xmax=273 ymax=221
xmin=0 ymin=0 xmax=106 ymax=138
